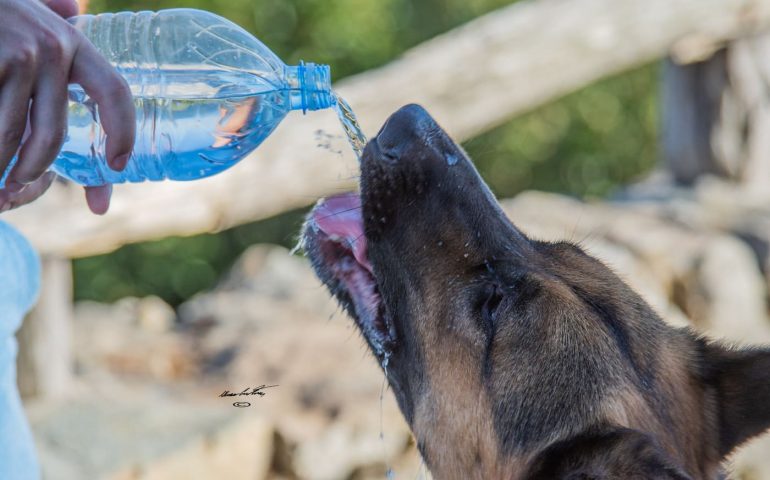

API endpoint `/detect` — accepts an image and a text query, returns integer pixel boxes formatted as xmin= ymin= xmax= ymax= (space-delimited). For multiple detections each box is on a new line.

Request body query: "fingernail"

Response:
xmin=111 ymin=154 xmax=129 ymax=171
xmin=5 ymin=182 xmax=25 ymax=194
xmin=85 ymin=184 xmax=112 ymax=215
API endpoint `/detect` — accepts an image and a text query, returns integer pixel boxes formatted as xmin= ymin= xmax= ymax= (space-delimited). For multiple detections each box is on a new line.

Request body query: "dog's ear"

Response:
xmin=702 ymin=342 xmax=770 ymax=456
xmin=525 ymin=427 xmax=692 ymax=480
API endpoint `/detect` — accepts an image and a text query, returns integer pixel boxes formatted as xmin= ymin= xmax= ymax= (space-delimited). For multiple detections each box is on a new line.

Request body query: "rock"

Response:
xmin=136 ymin=296 xmax=176 ymax=333
xmin=74 ymin=298 xmax=139 ymax=327
xmin=73 ymin=298 xmax=198 ymax=381
xmin=65 ymin=241 xmax=419 ymax=480
xmin=728 ymin=435 xmax=770 ymax=480
xmin=111 ymin=414 xmax=273 ymax=480
xmin=679 ymin=236 xmax=770 ymax=343
xmin=29 ymin=392 xmax=273 ymax=480
xmin=223 ymin=291 xmax=415 ymax=479
xmin=293 ymin=422 xmax=410 ymax=480
xmin=177 ymin=245 xmax=334 ymax=330
xmin=621 ymin=175 xmax=770 ymax=303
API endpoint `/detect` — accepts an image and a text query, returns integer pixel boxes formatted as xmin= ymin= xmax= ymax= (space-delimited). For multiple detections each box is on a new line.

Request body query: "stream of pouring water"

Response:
xmin=333 ymin=93 xmax=367 ymax=159
xmin=331 ymin=94 xmax=406 ymax=477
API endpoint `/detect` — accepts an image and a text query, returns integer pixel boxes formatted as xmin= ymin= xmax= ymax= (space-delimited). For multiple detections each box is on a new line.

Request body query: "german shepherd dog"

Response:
xmin=302 ymin=104 xmax=770 ymax=479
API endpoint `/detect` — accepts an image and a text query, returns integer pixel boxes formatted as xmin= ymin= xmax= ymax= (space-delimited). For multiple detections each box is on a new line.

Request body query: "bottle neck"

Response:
xmin=285 ymin=62 xmax=333 ymax=113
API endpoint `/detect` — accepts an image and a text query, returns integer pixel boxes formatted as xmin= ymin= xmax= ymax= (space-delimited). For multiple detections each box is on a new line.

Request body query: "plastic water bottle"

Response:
xmin=23 ymin=9 xmax=335 ymax=186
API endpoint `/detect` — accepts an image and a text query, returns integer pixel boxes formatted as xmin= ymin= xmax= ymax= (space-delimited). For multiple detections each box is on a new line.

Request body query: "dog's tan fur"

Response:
xmin=305 ymin=105 xmax=770 ymax=479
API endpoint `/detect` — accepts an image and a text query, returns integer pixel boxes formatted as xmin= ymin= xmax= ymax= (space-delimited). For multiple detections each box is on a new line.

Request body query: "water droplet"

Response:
xmin=381 ymin=354 xmax=390 ymax=371
xmin=437 ymin=241 xmax=444 ymax=247
xmin=289 ymin=239 xmax=304 ymax=255
xmin=446 ymin=153 xmax=459 ymax=165
xmin=463 ymin=253 xmax=469 ymax=258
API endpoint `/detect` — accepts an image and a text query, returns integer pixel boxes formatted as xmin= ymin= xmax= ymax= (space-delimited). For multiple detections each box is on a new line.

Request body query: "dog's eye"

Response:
xmin=480 ymin=284 xmax=504 ymax=329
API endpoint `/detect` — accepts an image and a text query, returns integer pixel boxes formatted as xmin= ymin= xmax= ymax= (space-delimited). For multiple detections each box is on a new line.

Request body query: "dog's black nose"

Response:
xmin=376 ymin=104 xmax=436 ymax=158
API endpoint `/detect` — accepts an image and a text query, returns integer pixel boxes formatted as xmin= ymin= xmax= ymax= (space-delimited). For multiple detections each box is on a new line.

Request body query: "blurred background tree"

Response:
xmin=76 ymin=0 xmax=659 ymax=306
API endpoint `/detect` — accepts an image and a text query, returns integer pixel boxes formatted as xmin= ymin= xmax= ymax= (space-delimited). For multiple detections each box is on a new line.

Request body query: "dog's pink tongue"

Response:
xmin=313 ymin=193 xmax=372 ymax=273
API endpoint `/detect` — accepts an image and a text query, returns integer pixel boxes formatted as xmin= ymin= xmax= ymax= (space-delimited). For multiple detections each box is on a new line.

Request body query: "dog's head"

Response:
xmin=303 ymin=105 xmax=770 ymax=479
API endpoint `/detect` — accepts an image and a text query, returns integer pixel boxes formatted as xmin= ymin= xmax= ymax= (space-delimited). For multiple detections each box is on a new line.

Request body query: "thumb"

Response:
xmin=40 ymin=0 xmax=79 ymax=18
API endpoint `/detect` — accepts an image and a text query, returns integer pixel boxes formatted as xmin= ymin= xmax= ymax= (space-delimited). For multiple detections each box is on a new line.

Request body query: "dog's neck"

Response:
xmin=409 ymin=335 xmax=770 ymax=479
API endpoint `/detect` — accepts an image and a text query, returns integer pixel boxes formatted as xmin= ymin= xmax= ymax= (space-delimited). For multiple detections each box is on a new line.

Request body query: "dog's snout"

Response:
xmin=375 ymin=104 xmax=436 ymax=157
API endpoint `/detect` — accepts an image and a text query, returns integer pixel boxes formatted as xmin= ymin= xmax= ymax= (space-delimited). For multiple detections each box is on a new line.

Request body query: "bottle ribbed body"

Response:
xmin=63 ymin=11 xmax=171 ymax=184
xmin=28 ymin=9 xmax=335 ymax=186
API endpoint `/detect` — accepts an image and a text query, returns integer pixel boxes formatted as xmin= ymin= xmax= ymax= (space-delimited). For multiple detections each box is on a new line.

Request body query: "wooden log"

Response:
xmin=16 ymin=257 xmax=73 ymax=399
xmin=6 ymin=0 xmax=770 ymax=258
xmin=661 ymin=54 xmax=730 ymax=185
xmin=663 ymin=31 xmax=770 ymax=189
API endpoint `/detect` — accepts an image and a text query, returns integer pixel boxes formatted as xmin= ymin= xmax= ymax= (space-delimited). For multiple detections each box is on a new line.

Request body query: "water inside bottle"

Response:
xmin=56 ymin=69 xmax=297 ymax=185
xmin=53 ymin=69 xmax=369 ymax=185
xmin=333 ymin=93 xmax=367 ymax=159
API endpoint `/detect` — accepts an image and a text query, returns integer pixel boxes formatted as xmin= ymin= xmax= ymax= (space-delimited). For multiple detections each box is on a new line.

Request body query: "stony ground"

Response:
xmin=26 ymin=180 xmax=770 ymax=479
xmin=28 ymin=244 xmax=424 ymax=480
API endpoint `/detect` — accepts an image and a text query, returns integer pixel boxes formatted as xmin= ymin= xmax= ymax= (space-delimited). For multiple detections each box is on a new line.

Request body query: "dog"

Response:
xmin=302 ymin=104 xmax=770 ymax=479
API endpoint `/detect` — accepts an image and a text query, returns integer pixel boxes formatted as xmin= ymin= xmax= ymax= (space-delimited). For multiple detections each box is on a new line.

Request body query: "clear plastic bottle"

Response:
xmin=32 ymin=9 xmax=334 ymax=186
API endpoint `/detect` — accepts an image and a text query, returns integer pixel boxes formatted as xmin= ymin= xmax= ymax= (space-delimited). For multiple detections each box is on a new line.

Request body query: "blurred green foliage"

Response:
xmin=74 ymin=0 xmax=658 ymax=306
xmin=465 ymin=63 xmax=658 ymax=198
xmin=75 ymin=208 xmax=309 ymax=305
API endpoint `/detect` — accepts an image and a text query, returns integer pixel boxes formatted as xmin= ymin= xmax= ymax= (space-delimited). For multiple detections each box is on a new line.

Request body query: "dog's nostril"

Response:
xmin=374 ymin=133 xmax=402 ymax=162
xmin=371 ymin=136 xmax=397 ymax=157
xmin=382 ymin=150 xmax=398 ymax=162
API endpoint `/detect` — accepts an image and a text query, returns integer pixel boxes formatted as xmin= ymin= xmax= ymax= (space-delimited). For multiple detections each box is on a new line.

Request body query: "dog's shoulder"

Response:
xmin=524 ymin=426 xmax=693 ymax=480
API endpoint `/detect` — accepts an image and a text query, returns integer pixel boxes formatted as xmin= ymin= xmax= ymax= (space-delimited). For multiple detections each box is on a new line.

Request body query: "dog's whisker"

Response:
xmin=315 ymin=205 xmax=363 ymax=221
xmin=349 ymin=232 xmax=366 ymax=246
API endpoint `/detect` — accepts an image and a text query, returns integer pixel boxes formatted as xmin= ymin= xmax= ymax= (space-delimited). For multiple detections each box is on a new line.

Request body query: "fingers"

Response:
xmin=0 ymin=171 xmax=55 ymax=212
xmin=0 ymin=74 xmax=33 ymax=188
xmin=84 ymin=184 xmax=111 ymax=214
xmin=0 ymin=0 xmax=120 ymax=215
xmin=0 ymin=175 xmax=113 ymax=216
xmin=41 ymin=0 xmax=79 ymax=19
xmin=70 ymin=38 xmax=134 ymax=171
xmin=10 ymin=67 xmax=68 ymax=186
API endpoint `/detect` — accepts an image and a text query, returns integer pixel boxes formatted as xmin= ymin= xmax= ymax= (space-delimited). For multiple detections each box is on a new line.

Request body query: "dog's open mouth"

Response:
xmin=304 ymin=192 xmax=396 ymax=359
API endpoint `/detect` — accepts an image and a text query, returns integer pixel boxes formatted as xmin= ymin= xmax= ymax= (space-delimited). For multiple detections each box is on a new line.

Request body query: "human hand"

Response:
xmin=0 ymin=0 xmax=135 ymax=214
